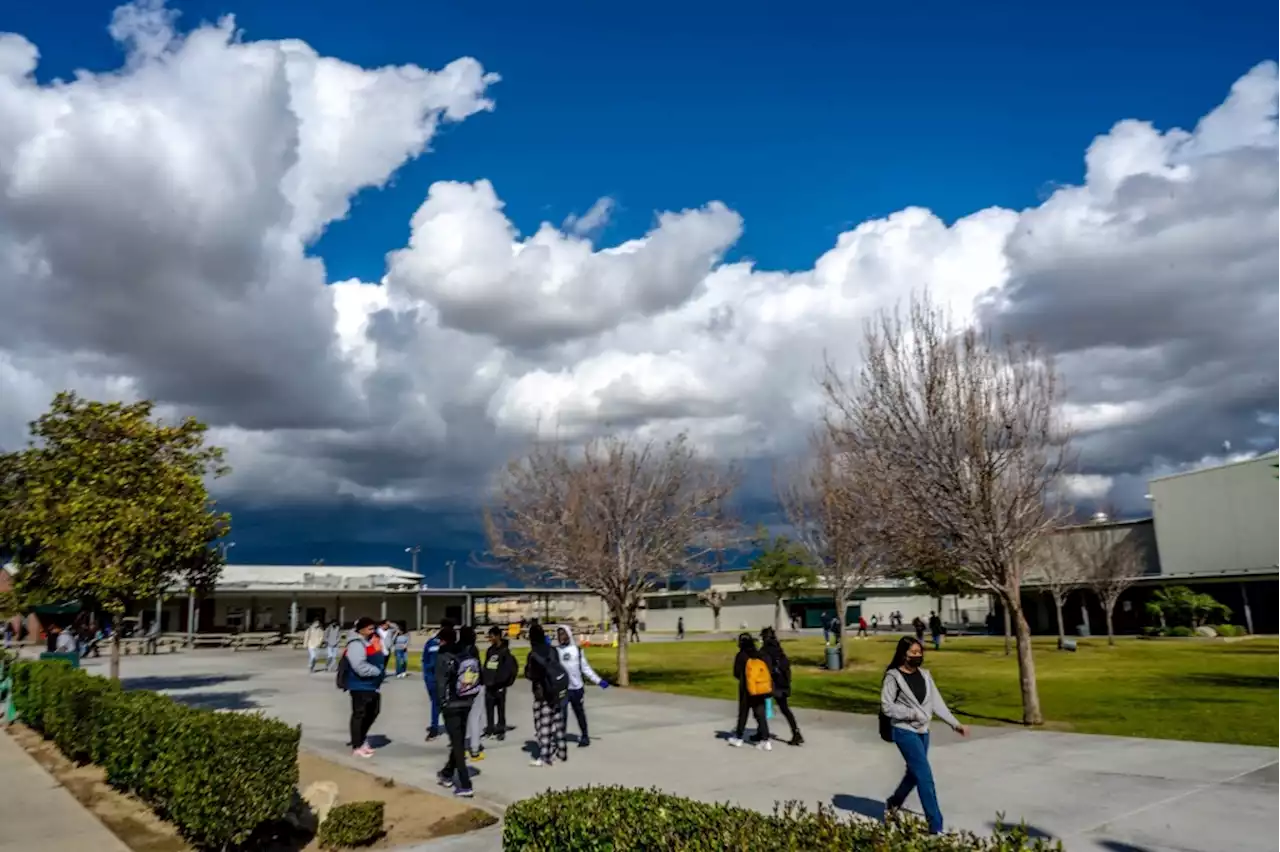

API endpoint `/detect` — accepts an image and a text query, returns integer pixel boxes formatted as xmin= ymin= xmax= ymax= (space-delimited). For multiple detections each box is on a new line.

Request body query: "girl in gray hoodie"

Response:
xmin=879 ymin=635 xmax=969 ymax=834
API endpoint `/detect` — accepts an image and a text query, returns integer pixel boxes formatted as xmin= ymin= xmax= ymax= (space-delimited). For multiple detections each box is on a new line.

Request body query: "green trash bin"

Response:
xmin=38 ymin=651 xmax=81 ymax=669
xmin=824 ymin=645 xmax=843 ymax=670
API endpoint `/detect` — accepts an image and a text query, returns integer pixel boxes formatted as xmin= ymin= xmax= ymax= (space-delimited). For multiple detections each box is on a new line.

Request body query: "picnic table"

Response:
xmin=230 ymin=632 xmax=281 ymax=651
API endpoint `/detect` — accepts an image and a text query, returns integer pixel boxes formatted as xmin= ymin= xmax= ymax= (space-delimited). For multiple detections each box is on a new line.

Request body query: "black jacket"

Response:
xmin=733 ymin=648 xmax=763 ymax=699
xmin=760 ymin=640 xmax=791 ymax=696
xmin=525 ymin=643 xmax=553 ymax=701
xmin=483 ymin=641 xmax=517 ymax=689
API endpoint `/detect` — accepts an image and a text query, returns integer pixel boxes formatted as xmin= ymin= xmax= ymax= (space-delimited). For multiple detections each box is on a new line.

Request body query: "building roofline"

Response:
xmin=1053 ymin=516 xmax=1153 ymax=532
xmin=1148 ymin=450 xmax=1279 ymax=484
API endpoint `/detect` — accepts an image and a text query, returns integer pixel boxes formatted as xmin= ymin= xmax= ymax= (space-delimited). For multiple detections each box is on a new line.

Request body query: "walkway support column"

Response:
xmin=154 ymin=595 xmax=163 ymax=632
xmin=289 ymin=597 xmax=299 ymax=634
xmin=380 ymin=598 xmax=388 ymax=621
xmin=416 ymin=594 xmax=424 ymax=631
xmin=1240 ymin=583 xmax=1254 ymax=634
xmin=186 ymin=588 xmax=196 ymax=647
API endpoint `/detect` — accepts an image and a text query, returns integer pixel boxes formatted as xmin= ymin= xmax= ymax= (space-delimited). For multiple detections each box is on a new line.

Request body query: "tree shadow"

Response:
xmin=832 ymin=794 xmax=886 ymax=819
xmin=121 ymin=673 xmax=251 ymax=692
xmin=172 ymin=690 xmax=269 ymax=711
xmin=1094 ymin=841 xmax=1154 ymax=852
xmin=953 ymin=708 xmax=1027 ymax=725
xmin=1177 ymin=673 xmax=1278 ymax=690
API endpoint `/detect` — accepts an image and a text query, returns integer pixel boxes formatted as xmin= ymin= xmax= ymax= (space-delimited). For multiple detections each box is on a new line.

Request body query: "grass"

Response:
xmin=414 ymin=635 xmax=1279 ymax=747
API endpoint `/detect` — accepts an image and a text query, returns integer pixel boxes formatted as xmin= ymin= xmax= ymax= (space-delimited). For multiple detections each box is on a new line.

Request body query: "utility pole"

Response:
xmin=446 ymin=560 xmax=456 ymax=589
xmin=218 ymin=541 xmax=235 ymax=560
xmin=405 ymin=545 xmax=421 ymax=576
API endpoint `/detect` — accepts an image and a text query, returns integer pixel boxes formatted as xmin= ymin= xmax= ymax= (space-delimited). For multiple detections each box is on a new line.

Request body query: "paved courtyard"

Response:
xmin=71 ymin=648 xmax=1278 ymax=852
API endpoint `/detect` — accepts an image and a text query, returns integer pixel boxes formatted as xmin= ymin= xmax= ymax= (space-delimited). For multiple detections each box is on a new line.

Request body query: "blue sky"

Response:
xmin=7 ymin=0 xmax=1273 ymax=282
xmin=2 ymin=1 xmax=1274 ymax=579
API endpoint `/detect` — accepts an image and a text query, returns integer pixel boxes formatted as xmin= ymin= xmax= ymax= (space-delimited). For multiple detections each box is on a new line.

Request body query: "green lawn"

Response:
xmin=422 ymin=635 xmax=1278 ymax=746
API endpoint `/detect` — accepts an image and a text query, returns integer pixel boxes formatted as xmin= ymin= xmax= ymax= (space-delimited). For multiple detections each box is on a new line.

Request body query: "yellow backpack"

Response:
xmin=745 ymin=657 xmax=773 ymax=697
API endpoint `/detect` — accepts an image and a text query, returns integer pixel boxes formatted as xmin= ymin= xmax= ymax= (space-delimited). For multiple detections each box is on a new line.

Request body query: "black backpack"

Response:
xmin=538 ymin=648 xmax=569 ymax=703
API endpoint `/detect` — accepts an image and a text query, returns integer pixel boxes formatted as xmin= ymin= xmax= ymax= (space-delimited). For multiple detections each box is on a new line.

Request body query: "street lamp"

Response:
xmin=218 ymin=541 xmax=235 ymax=560
xmin=445 ymin=560 xmax=456 ymax=589
xmin=405 ymin=545 xmax=421 ymax=576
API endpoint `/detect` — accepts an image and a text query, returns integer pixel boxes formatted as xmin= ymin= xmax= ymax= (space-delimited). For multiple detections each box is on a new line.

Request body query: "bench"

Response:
xmin=231 ymin=633 xmax=280 ymax=651
xmin=188 ymin=634 xmax=234 ymax=648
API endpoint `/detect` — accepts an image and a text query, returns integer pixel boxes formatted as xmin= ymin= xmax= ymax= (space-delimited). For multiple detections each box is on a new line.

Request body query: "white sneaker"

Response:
xmin=756 ymin=740 xmax=772 ymax=752
xmin=529 ymin=758 xmax=547 ymax=767
xmin=727 ymin=737 xmax=745 ymax=748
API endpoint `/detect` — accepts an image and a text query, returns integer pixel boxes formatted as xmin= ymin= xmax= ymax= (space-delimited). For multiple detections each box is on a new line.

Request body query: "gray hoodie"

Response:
xmin=880 ymin=667 xmax=962 ymax=735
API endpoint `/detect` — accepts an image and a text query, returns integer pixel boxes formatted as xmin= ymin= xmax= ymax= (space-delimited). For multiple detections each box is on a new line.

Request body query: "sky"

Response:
xmin=0 ymin=0 xmax=1275 ymax=584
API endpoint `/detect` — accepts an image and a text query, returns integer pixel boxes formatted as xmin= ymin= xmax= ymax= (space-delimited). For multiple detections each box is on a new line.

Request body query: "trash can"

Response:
xmin=39 ymin=651 xmax=81 ymax=669
xmin=825 ymin=645 xmax=843 ymax=670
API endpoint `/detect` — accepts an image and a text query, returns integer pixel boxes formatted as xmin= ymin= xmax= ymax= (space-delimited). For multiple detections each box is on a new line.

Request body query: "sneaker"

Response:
xmin=756 ymin=740 xmax=773 ymax=752
xmin=788 ymin=734 xmax=805 ymax=747
xmin=469 ymin=751 xmax=485 ymax=761
xmin=425 ymin=728 xmax=440 ymax=741
xmin=437 ymin=774 xmax=454 ymax=789
xmin=495 ymin=733 xmax=506 ymax=742
xmin=354 ymin=746 xmax=374 ymax=759
xmin=454 ymin=788 xmax=474 ymax=799
xmin=578 ymin=737 xmax=591 ymax=748
xmin=529 ymin=758 xmax=547 ymax=767
xmin=727 ymin=737 xmax=745 ymax=748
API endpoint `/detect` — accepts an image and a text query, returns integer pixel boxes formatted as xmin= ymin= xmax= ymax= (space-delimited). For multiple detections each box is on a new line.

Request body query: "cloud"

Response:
xmin=0 ymin=3 xmax=1273 ymax=528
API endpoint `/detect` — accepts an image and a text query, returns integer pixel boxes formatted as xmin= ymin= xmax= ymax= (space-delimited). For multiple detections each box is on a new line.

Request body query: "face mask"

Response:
xmin=905 ymin=655 xmax=924 ymax=669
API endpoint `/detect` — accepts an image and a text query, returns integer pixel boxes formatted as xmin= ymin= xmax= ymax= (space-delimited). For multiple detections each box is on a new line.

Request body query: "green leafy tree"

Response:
xmin=1147 ymin=586 xmax=1231 ymax=630
xmin=743 ymin=530 xmax=818 ymax=633
xmin=0 ymin=392 xmax=230 ymax=678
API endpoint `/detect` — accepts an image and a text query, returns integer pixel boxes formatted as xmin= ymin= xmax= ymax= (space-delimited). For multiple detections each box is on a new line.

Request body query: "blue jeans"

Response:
xmin=395 ymin=649 xmax=408 ymax=676
xmin=889 ymin=728 xmax=942 ymax=834
xmin=425 ymin=677 xmax=441 ymax=731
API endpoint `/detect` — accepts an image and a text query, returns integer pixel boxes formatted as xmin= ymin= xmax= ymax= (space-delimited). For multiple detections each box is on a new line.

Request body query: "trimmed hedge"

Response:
xmin=10 ymin=660 xmax=300 ymax=849
xmin=503 ymin=787 xmax=1062 ymax=851
xmin=317 ymin=801 xmax=386 ymax=849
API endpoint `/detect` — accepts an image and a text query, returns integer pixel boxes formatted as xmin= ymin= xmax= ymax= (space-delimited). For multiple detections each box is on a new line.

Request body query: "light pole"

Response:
xmin=218 ymin=541 xmax=235 ymax=560
xmin=405 ymin=545 xmax=421 ymax=576
xmin=446 ymin=560 xmax=456 ymax=589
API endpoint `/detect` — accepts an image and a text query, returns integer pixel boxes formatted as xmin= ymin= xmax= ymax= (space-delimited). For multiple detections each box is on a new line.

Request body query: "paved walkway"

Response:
xmin=70 ymin=649 xmax=1278 ymax=852
xmin=0 ymin=726 xmax=131 ymax=852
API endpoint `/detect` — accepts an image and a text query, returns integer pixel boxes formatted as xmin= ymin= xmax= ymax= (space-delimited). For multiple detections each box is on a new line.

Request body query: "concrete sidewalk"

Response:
xmin=0 ymin=728 xmax=130 ymax=852
xmin=82 ymin=650 xmax=1278 ymax=852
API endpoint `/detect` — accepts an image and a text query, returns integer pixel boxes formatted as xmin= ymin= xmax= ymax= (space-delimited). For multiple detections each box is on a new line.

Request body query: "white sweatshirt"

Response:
xmin=555 ymin=625 xmax=602 ymax=690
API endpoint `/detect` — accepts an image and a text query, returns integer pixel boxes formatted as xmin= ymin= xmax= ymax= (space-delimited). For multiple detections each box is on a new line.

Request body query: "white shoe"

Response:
xmin=756 ymin=740 xmax=772 ymax=752
xmin=727 ymin=737 xmax=745 ymax=748
xmin=529 ymin=758 xmax=547 ymax=767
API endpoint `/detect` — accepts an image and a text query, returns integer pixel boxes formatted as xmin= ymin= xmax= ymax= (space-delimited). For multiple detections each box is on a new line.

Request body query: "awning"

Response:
xmin=30 ymin=601 xmax=82 ymax=615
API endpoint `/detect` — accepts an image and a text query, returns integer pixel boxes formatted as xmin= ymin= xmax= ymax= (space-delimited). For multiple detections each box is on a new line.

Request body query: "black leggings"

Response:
xmin=349 ymin=691 xmax=381 ymax=748
xmin=485 ymin=687 xmax=508 ymax=733
xmin=735 ymin=696 xmax=769 ymax=741
xmin=441 ymin=707 xmax=472 ymax=791
xmin=774 ymin=693 xmax=801 ymax=737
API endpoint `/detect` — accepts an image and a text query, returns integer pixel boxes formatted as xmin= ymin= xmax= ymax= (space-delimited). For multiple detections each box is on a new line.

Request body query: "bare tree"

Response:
xmin=823 ymin=293 xmax=1074 ymax=725
xmin=1072 ymin=523 xmax=1147 ymax=646
xmin=483 ymin=433 xmax=737 ymax=685
xmin=779 ymin=431 xmax=886 ymax=671
xmin=1029 ymin=530 xmax=1087 ymax=649
xmin=697 ymin=588 xmax=726 ymax=632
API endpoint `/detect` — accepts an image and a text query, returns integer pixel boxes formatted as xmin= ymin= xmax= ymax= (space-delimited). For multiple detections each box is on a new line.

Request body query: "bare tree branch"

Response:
xmin=1071 ymin=519 xmax=1147 ymax=646
xmin=821 ymin=291 xmax=1076 ymax=724
xmin=482 ymin=432 xmax=738 ymax=685
xmin=1027 ymin=525 xmax=1088 ymax=649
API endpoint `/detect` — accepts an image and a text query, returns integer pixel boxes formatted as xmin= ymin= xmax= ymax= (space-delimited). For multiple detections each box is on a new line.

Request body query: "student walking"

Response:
xmin=459 ymin=626 xmax=487 ymax=760
xmin=393 ymin=621 xmax=411 ymax=678
xmin=821 ymin=612 xmax=832 ymax=645
xmin=482 ymin=626 xmax=516 ymax=740
xmin=341 ymin=617 xmax=387 ymax=758
xmin=676 ymin=617 xmax=685 ymax=640
xmin=928 ymin=612 xmax=944 ymax=650
xmin=422 ymin=622 xmax=449 ymax=740
xmin=434 ymin=625 xmax=482 ymax=798
xmin=857 ymin=615 xmax=869 ymax=638
xmin=912 ymin=616 xmax=926 ymax=642
xmin=323 ymin=621 xmax=342 ymax=671
xmin=880 ymin=636 xmax=968 ymax=834
xmin=304 ymin=620 xmax=325 ymax=673
xmin=555 ymin=625 xmax=609 ymax=747
xmin=525 ymin=623 xmax=569 ymax=767
xmin=759 ymin=627 xmax=803 ymax=746
xmin=727 ymin=632 xmax=772 ymax=750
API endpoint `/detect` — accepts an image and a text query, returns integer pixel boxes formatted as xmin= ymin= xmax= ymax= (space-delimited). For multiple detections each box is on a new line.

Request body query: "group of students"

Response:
xmin=729 ymin=627 xmax=967 ymax=834
xmin=336 ymin=615 xmax=610 ymax=799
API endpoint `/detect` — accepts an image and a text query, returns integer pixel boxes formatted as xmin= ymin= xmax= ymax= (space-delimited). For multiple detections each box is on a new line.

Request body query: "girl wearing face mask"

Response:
xmin=880 ymin=636 xmax=969 ymax=834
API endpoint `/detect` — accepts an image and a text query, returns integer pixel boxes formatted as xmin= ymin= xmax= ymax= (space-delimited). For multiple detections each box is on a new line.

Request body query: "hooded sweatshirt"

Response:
xmin=759 ymin=638 xmax=792 ymax=696
xmin=434 ymin=641 xmax=479 ymax=710
xmin=880 ymin=667 xmax=961 ymax=734
xmin=483 ymin=639 xmax=517 ymax=688
xmin=732 ymin=640 xmax=763 ymax=699
xmin=555 ymin=625 xmax=602 ymax=691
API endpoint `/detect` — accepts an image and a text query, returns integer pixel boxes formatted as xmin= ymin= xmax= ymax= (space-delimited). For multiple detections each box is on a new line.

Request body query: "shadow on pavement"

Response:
xmin=367 ymin=734 xmax=394 ymax=748
xmin=174 ymin=690 xmax=271 ymax=711
xmin=832 ymin=793 xmax=886 ymax=820
xmin=1094 ymin=841 xmax=1155 ymax=852
xmin=121 ymin=673 xmax=252 ymax=692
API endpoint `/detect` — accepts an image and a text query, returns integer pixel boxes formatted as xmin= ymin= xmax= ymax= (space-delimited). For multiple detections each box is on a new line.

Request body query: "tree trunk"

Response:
xmin=1104 ymin=595 xmax=1117 ymax=646
xmin=834 ymin=589 xmax=847 ymax=671
xmin=611 ymin=604 xmax=631 ymax=686
xmin=1002 ymin=606 xmax=1012 ymax=656
xmin=109 ymin=629 xmax=121 ymax=681
xmin=1007 ymin=596 xmax=1043 ymax=725
xmin=712 ymin=608 xmax=721 ymax=632
xmin=773 ymin=597 xmax=783 ymax=633
xmin=1052 ymin=592 xmax=1065 ymax=650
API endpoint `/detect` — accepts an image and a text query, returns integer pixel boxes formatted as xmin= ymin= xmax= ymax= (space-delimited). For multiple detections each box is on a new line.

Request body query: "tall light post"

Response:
xmin=405 ymin=545 xmax=421 ymax=576
xmin=445 ymin=560 xmax=456 ymax=589
xmin=218 ymin=541 xmax=235 ymax=560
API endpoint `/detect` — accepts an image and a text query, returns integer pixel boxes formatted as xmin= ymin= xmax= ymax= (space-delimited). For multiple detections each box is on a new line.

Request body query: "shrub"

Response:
xmin=9 ymin=660 xmax=300 ymax=849
xmin=502 ymin=787 xmax=1063 ymax=851
xmin=317 ymin=801 xmax=386 ymax=850
xmin=1167 ymin=626 xmax=1196 ymax=638
xmin=1213 ymin=624 xmax=1245 ymax=637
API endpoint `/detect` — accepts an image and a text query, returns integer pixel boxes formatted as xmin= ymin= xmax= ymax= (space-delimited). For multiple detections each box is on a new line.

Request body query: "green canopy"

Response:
xmin=30 ymin=601 xmax=82 ymax=615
